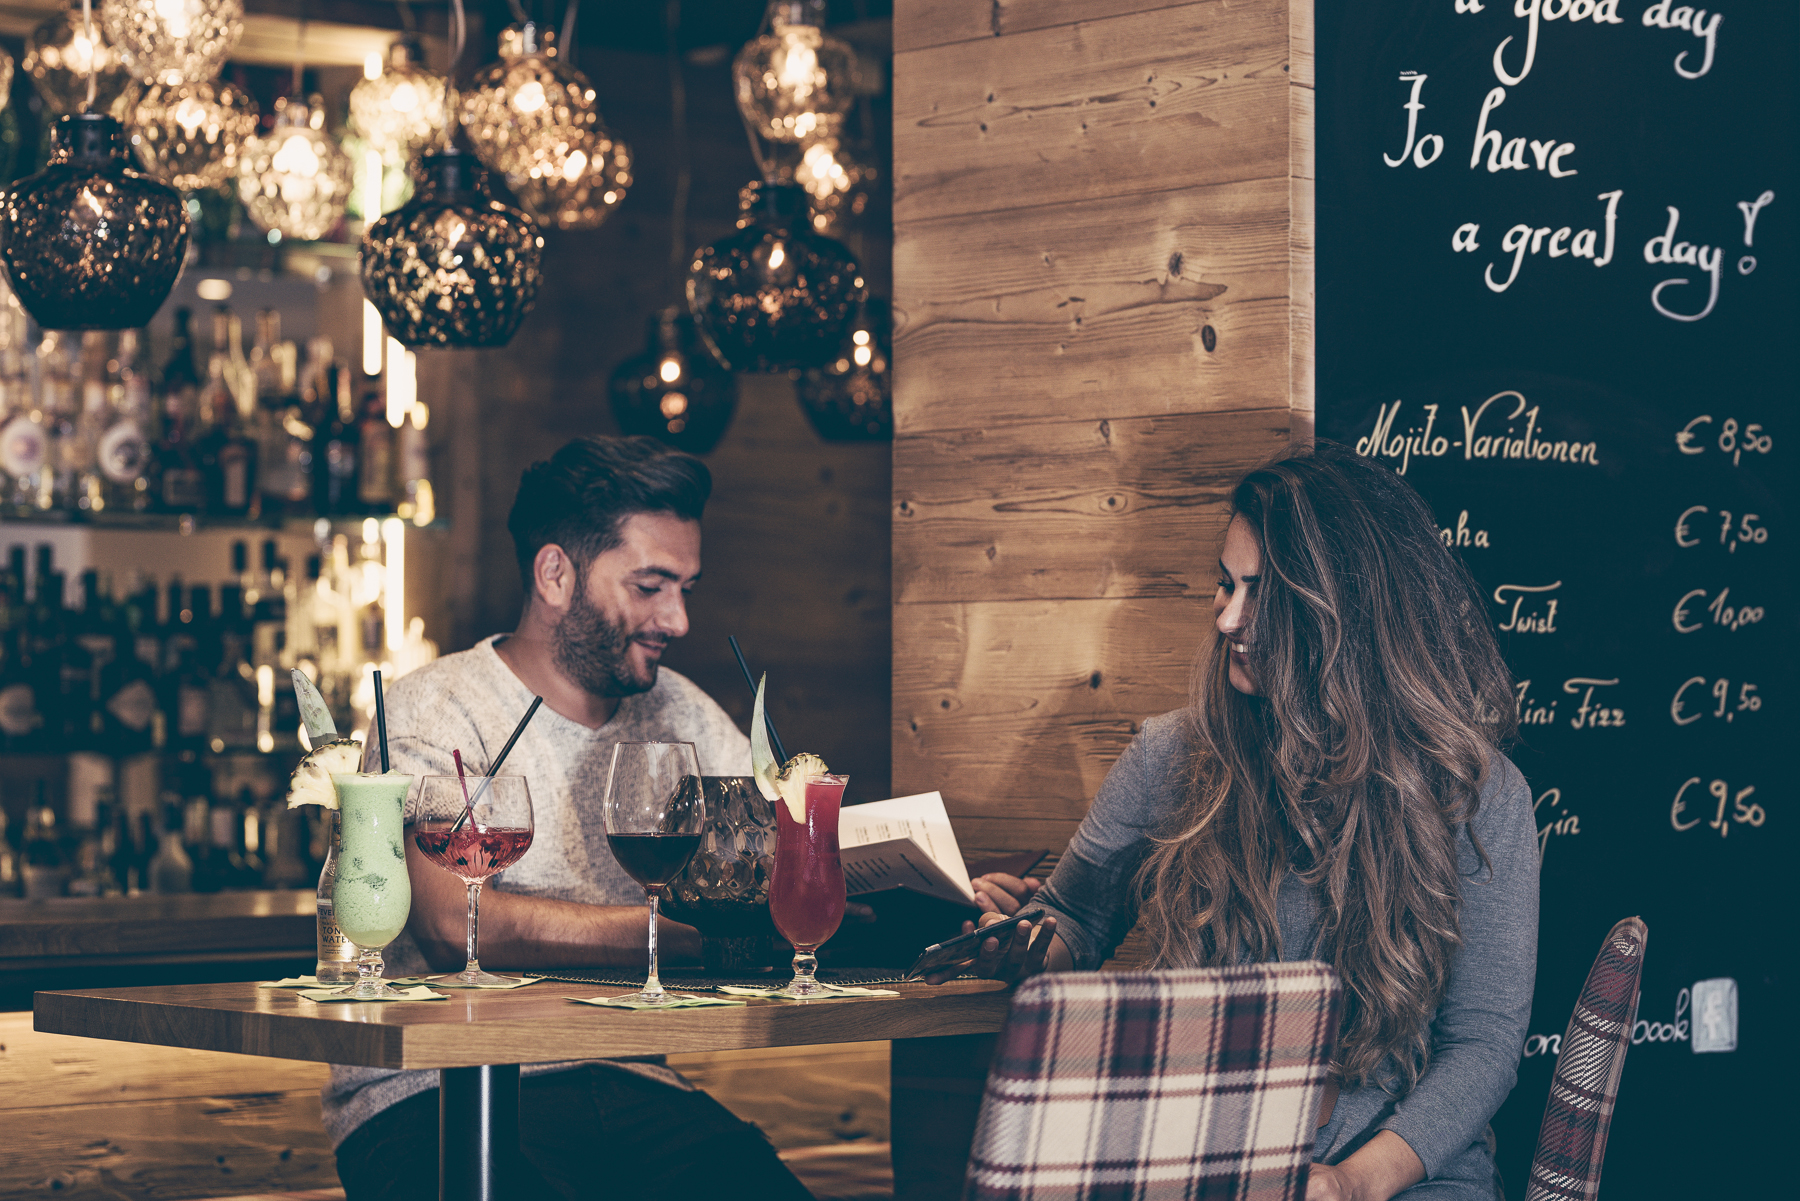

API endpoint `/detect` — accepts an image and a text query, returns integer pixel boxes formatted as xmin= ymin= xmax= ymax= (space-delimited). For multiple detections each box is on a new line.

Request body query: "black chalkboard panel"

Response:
xmin=1315 ymin=2 xmax=1791 ymax=1195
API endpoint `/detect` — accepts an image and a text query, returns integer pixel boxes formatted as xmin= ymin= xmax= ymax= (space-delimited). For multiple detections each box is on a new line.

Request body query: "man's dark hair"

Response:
xmin=507 ymin=436 xmax=711 ymax=595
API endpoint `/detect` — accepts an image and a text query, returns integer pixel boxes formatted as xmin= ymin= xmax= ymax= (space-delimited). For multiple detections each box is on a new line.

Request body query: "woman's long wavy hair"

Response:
xmin=1138 ymin=442 xmax=1518 ymax=1092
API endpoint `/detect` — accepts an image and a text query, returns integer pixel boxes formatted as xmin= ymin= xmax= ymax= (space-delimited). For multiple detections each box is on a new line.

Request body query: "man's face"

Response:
xmin=552 ymin=512 xmax=701 ymax=698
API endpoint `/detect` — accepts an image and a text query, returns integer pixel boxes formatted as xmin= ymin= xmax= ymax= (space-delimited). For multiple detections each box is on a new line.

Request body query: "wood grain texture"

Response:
xmin=894 ymin=1 xmax=1291 ymax=224
xmin=33 ymin=979 xmax=1011 ymax=1070
xmin=895 ymin=0 xmax=1207 ymax=53
xmin=1288 ymin=0 xmax=1315 ymax=430
xmin=893 ymin=410 xmax=1289 ymax=603
xmin=892 ymin=598 xmax=1199 ymax=823
xmin=0 ymin=894 xmax=315 ymax=963
xmin=892 ymin=179 xmax=1295 ymax=432
xmin=0 ymin=1092 xmax=339 ymax=1200
xmin=667 ymin=1042 xmax=892 ymax=1148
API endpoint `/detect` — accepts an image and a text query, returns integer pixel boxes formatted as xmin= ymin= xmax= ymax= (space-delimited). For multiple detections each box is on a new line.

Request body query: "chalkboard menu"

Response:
xmin=1315 ymin=2 xmax=1790 ymax=1194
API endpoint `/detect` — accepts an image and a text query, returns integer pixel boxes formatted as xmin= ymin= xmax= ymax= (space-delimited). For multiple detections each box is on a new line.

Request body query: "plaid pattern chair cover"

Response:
xmin=1523 ymin=916 xmax=1648 ymax=1201
xmin=964 ymin=963 xmax=1342 ymax=1201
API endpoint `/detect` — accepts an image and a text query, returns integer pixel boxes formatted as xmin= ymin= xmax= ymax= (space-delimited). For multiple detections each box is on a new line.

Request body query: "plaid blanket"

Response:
xmin=1523 ymin=916 xmax=1648 ymax=1201
xmin=964 ymin=963 xmax=1342 ymax=1201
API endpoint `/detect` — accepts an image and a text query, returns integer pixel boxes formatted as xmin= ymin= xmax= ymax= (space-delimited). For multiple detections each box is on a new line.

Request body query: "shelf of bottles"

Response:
xmin=0 ymin=281 xmax=441 ymax=902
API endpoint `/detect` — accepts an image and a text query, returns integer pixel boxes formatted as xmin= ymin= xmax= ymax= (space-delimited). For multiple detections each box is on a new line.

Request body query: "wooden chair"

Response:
xmin=963 ymin=963 xmax=1341 ymax=1201
xmin=1522 ymin=916 xmax=1648 ymax=1201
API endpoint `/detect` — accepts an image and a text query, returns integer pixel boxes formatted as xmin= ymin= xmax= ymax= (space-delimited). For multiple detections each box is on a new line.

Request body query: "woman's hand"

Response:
xmin=1304 ymin=1162 xmax=1354 ymax=1201
xmin=924 ymin=912 xmax=1059 ymax=985
xmin=971 ymin=872 xmax=1042 ymax=916
xmin=1304 ymin=1132 xmax=1423 ymax=1201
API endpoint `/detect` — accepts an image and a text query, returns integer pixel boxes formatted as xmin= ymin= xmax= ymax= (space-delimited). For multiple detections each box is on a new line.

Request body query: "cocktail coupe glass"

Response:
xmin=330 ymin=772 xmax=417 ymax=1000
xmin=602 ymin=741 xmax=706 ymax=1006
xmin=767 ymin=773 xmax=849 ymax=999
xmin=411 ymin=775 xmax=535 ymax=986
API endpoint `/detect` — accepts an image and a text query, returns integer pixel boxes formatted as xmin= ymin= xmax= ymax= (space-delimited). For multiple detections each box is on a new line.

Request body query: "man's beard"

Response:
xmin=552 ymin=585 xmax=659 ymax=698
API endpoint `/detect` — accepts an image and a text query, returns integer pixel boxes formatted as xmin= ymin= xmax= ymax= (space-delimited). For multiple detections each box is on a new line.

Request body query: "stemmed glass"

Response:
xmin=602 ymin=741 xmax=705 ymax=1005
xmin=768 ymin=772 xmax=849 ymax=999
xmin=411 ymin=775 xmax=535 ymax=986
xmin=330 ymin=771 xmax=416 ymax=1000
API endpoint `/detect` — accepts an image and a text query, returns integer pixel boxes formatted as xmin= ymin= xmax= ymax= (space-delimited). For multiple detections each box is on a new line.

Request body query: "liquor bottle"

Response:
xmin=37 ymin=331 xmax=80 ymax=510
xmin=261 ymin=802 xmax=310 ymax=889
xmin=67 ymin=790 xmax=118 ymax=896
xmin=251 ymin=308 xmax=285 ymax=403
xmin=356 ymin=386 xmax=398 ymax=511
xmin=1 ymin=322 xmax=52 ymax=512
xmin=237 ymin=788 xmax=266 ymax=887
xmin=201 ymin=309 xmax=258 ymax=517
xmin=148 ymin=799 xmax=193 ymax=894
xmin=0 ymin=562 xmax=44 ymax=752
xmin=312 ymin=359 xmax=360 ymax=516
xmin=194 ymin=796 xmax=239 ymax=892
xmin=101 ymin=585 xmax=159 ymax=755
xmin=0 ymin=807 xmax=20 ymax=897
xmin=397 ymin=402 xmax=434 ymax=524
xmin=155 ymin=309 xmax=207 ymax=512
xmin=96 ymin=331 xmax=155 ymax=513
xmin=21 ymin=783 xmax=69 ymax=899
xmin=109 ymin=804 xmax=141 ymax=895
xmin=314 ymin=810 xmax=355 ymax=982
xmin=74 ymin=331 xmax=112 ymax=511
xmin=256 ymin=312 xmax=313 ymax=517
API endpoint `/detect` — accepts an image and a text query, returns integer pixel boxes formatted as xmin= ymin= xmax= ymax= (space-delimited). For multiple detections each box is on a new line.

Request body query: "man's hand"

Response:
xmin=1304 ymin=1132 xmax=1424 ymax=1201
xmin=971 ymin=873 xmax=1042 ymax=916
xmin=923 ymin=912 xmax=1059 ymax=985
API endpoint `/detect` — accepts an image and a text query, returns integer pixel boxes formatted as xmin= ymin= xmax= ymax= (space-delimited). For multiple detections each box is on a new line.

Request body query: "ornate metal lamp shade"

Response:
xmin=608 ymin=308 xmax=737 ymax=454
xmin=349 ymin=37 xmax=448 ymax=165
xmin=0 ymin=49 xmax=13 ymax=116
xmin=130 ymin=80 xmax=258 ymax=193
xmin=361 ymin=149 xmax=543 ymax=348
xmin=103 ymin=0 xmax=243 ymax=87
xmin=796 ymin=297 xmax=891 ymax=441
xmin=733 ymin=0 xmax=859 ymax=142
xmin=460 ymin=23 xmax=599 ymax=181
xmin=506 ymin=125 xmax=632 ymax=232
xmin=238 ymin=95 xmax=352 ymax=242
xmin=25 ymin=4 xmax=139 ymax=119
xmin=687 ymin=180 xmax=863 ymax=372
xmin=770 ymin=133 xmax=875 ymax=235
xmin=0 ymin=114 xmax=188 ymax=331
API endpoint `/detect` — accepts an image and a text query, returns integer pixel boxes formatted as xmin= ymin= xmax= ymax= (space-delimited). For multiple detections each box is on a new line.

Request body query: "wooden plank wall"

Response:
xmin=891 ymin=0 xmax=1312 ymax=857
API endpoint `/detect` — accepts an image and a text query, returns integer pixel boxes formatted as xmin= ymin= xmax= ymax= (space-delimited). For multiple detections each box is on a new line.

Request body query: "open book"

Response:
xmin=838 ymin=791 xmax=976 ymax=908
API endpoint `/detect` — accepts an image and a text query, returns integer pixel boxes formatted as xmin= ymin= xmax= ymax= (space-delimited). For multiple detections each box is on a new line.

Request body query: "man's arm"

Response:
xmin=404 ymin=838 xmax=701 ymax=971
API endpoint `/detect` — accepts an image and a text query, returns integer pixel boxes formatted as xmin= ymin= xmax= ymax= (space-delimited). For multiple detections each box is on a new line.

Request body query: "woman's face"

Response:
xmin=1212 ymin=516 xmax=1261 ymax=696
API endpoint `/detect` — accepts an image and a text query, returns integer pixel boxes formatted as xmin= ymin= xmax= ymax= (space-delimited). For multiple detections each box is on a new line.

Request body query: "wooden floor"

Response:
xmin=0 ymin=1012 xmax=895 ymax=1200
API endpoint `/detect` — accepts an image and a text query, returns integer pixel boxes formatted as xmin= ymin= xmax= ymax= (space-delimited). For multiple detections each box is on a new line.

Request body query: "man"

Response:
xmin=324 ymin=436 xmax=813 ymax=1199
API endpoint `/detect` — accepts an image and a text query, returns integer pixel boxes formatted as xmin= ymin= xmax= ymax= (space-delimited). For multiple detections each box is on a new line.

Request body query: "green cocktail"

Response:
xmin=331 ymin=771 xmax=415 ymax=999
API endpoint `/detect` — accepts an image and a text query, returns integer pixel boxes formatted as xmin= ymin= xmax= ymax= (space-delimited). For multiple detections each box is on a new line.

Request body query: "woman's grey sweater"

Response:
xmin=1032 ymin=711 xmax=1539 ymax=1199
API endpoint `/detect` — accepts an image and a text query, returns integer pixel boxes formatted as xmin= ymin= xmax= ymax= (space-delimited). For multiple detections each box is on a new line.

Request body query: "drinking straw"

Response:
xmin=451 ymin=696 xmax=544 ymax=832
xmin=452 ymin=749 xmax=472 ymax=806
xmin=372 ymin=670 xmax=391 ymax=772
xmin=728 ymin=635 xmax=788 ymax=763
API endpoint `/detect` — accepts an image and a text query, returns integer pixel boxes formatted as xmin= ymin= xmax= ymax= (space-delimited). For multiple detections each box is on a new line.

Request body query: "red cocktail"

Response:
xmin=768 ymin=773 xmax=849 ymax=998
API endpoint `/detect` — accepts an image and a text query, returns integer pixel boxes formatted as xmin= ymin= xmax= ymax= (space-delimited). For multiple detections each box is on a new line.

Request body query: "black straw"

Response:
xmin=452 ymin=696 xmax=544 ymax=831
xmin=728 ymin=635 xmax=788 ymax=763
xmin=372 ymin=670 xmax=390 ymax=773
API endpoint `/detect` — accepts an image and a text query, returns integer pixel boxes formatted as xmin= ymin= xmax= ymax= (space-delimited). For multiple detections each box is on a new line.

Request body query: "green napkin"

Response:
xmin=428 ymin=975 xmax=544 ymax=990
xmin=570 ymin=994 xmax=746 ymax=1010
xmin=716 ymin=983 xmax=901 ymax=1000
xmin=261 ymin=975 xmax=433 ymax=989
xmin=299 ymin=985 xmax=448 ymax=1003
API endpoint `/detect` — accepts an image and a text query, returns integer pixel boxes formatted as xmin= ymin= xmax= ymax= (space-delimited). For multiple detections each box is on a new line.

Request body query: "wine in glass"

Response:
xmin=602 ymin=741 xmax=705 ymax=1005
xmin=768 ymin=772 xmax=849 ymax=999
xmin=411 ymin=775 xmax=535 ymax=986
xmin=330 ymin=771 xmax=416 ymax=1000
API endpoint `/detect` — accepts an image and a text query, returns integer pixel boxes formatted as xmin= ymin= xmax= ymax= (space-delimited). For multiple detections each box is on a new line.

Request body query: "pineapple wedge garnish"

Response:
xmin=286 ymin=738 xmax=365 ymax=809
xmin=749 ymin=673 xmax=828 ymax=822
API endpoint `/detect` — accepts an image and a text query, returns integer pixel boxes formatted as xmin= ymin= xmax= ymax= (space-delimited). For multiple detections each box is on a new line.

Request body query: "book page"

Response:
xmin=838 ymin=792 xmax=975 ymax=905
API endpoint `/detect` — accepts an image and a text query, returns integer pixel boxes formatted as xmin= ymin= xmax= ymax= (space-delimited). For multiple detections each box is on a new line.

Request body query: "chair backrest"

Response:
xmin=1524 ymin=916 xmax=1648 ymax=1201
xmin=964 ymin=963 xmax=1342 ymax=1201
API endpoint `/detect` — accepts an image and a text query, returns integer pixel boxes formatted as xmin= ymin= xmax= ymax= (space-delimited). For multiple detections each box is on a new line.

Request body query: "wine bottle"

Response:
xmin=97 ymin=330 xmax=155 ymax=513
xmin=148 ymin=799 xmax=193 ymax=894
xmin=155 ymin=308 xmax=207 ymax=512
xmin=201 ymin=309 xmax=259 ymax=517
xmin=21 ymin=783 xmax=69 ymax=899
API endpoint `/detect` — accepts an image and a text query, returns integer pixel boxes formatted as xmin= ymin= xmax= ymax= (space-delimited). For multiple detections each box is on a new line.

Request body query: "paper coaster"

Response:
xmin=426 ymin=975 xmax=544 ymax=990
xmin=570 ymin=994 xmax=746 ymax=1010
xmin=715 ymin=984 xmax=900 ymax=1000
xmin=299 ymin=985 xmax=448 ymax=1003
xmin=261 ymin=976 xmax=431 ymax=989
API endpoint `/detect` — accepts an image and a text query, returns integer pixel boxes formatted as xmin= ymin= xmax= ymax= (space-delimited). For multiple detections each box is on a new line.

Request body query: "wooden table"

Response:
xmin=35 ymin=976 xmax=1013 ymax=1201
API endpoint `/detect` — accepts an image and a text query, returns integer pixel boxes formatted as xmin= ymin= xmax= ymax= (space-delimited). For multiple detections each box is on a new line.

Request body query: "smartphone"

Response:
xmin=906 ymin=910 xmax=1045 ymax=979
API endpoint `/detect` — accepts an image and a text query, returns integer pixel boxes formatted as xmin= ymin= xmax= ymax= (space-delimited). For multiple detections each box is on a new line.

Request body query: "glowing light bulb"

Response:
xmin=767 ymin=242 xmax=787 ymax=271
xmin=732 ymin=1 xmax=859 ymax=142
xmin=104 ymin=0 xmax=243 ymax=88
xmin=658 ymin=357 xmax=682 ymax=383
xmin=512 ymin=80 xmax=547 ymax=114
xmin=363 ymin=51 xmax=382 ymax=81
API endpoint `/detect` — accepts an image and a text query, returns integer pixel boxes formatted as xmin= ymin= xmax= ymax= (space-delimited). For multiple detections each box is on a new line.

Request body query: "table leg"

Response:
xmin=440 ymin=1063 xmax=521 ymax=1201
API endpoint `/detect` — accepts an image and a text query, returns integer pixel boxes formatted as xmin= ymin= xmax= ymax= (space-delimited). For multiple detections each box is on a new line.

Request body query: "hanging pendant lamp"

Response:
xmin=361 ymin=148 xmax=543 ymax=348
xmin=24 ymin=3 xmax=138 ymax=119
xmin=608 ymin=308 xmax=736 ymax=454
xmin=0 ymin=113 xmax=189 ymax=331
xmin=349 ymin=37 xmax=449 ymax=166
xmin=102 ymin=0 xmax=243 ymax=87
xmin=238 ymin=94 xmax=353 ymax=243
xmin=130 ymin=79 xmax=259 ymax=193
xmin=687 ymin=180 xmax=863 ymax=372
xmin=769 ymin=131 xmax=875 ymax=235
xmin=459 ymin=22 xmax=600 ymax=181
xmin=733 ymin=0 xmax=859 ymax=143
xmin=795 ymin=297 xmax=891 ymax=441
xmin=505 ymin=124 xmax=632 ymax=232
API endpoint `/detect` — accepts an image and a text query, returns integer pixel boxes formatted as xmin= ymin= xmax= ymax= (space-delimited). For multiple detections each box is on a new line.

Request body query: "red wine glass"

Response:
xmin=768 ymin=773 xmax=849 ymax=999
xmin=411 ymin=775 xmax=535 ymax=986
xmin=603 ymin=741 xmax=705 ymax=1005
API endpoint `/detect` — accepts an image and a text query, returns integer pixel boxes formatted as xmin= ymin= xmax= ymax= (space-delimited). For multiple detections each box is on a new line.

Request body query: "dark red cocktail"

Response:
xmin=768 ymin=773 xmax=849 ymax=998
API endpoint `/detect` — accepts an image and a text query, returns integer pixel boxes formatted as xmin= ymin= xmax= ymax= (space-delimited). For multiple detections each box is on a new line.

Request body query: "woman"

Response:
xmin=950 ymin=443 xmax=1538 ymax=1201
